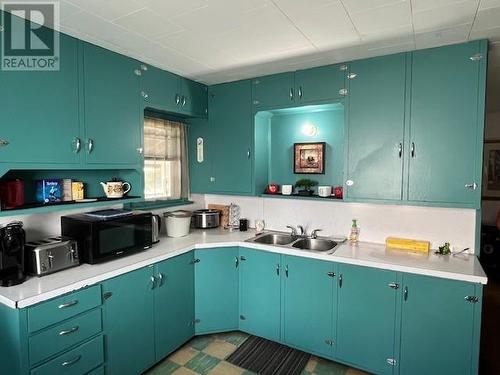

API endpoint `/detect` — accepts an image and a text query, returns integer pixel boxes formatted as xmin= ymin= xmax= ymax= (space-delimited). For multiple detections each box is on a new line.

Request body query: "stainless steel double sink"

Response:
xmin=245 ymin=231 xmax=339 ymax=253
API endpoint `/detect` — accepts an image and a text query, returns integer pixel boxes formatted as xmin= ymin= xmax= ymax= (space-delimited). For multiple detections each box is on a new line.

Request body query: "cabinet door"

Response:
xmin=408 ymin=41 xmax=485 ymax=206
xmin=194 ymin=247 xmax=239 ymax=333
xmin=210 ymin=81 xmax=253 ymax=194
xmin=155 ymin=252 xmax=195 ymax=360
xmin=239 ymin=248 xmax=281 ymax=342
xmin=180 ymin=79 xmax=208 ymax=118
xmin=0 ymin=32 xmax=80 ymax=164
xmin=336 ymin=264 xmax=398 ymax=375
xmin=346 ymin=54 xmax=407 ymax=201
xmin=83 ymin=43 xmax=141 ymax=165
xmin=283 ymin=255 xmax=335 ymax=358
xmin=400 ymin=274 xmax=477 ymax=375
xmin=188 ymin=117 xmax=213 ymax=193
xmin=295 ymin=64 xmax=346 ymax=104
xmin=140 ymin=64 xmax=179 ymax=113
xmin=252 ymin=72 xmax=295 ymax=109
xmin=102 ymin=266 xmax=155 ymax=375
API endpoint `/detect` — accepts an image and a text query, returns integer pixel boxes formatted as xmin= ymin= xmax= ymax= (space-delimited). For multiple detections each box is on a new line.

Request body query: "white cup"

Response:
xmin=318 ymin=186 xmax=332 ymax=197
xmin=255 ymin=219 xmax=265 ymax=233
xmin=282 ymin=185 xmax=293 ymax=195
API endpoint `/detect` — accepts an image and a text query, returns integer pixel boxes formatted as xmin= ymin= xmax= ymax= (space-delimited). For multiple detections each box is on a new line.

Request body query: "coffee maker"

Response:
xmin=0 ymin=221 xmax=27 ymax=286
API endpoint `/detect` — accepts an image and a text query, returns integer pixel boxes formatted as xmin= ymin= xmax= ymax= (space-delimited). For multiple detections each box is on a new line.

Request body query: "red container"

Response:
xmin=334 ymin=186 xmax=343 ymax=199
xmin=0 ymin=179 xmax=25 ymax=209
xmin=266 ymin=184 xmax=279 ymax=194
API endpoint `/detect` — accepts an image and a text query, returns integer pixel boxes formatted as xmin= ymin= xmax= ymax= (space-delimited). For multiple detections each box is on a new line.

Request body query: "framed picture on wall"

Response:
xmin=483 ymin=140 xmax=500 ymax=198
xmin=294 ymin=142 xmax=325 ymax=174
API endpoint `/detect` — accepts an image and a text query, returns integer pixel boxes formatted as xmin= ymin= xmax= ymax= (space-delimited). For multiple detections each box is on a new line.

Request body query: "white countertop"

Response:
xmin=0 ymin=229 xmax=487 ymax=309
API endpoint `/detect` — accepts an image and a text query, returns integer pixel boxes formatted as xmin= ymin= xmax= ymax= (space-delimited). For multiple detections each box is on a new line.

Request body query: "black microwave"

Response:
xmin=61 ymin=210 xmax=152 ymax=264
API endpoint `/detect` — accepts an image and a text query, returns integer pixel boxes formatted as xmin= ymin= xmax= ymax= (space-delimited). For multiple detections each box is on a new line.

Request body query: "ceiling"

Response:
xmin=12 ymin=0 xmax=500 ymax=109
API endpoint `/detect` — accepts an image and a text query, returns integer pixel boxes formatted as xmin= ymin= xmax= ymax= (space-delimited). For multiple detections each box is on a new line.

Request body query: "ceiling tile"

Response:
xmin=274 ymin=0 xmax=360 ymax=49
xmin=349 ymin=1 xmax=412 ymax=34
xmin=472 ymin=5 xmax=500 ymax=30
xmin=65 ymin=0 xmax=144 ymax=21
xmin=479 ymin=0 xmax=500 ymax=9
xmin=342 ymin=0 xmax=407 ymax=13
xmin=412 ymin=0 xmax=477 ymax=12
xmin=415 ymin=23 xmax=472 ymax=48
xmin=470 ymin=25 xmax=500 ymax=41
xmin=113 ymin=8 xmax=183 ymax=39
xmin=137 ymin=0 xmax=208 ymax=18
xmin=413 ymin=0 xmax=478 ymax=32
xmin=60 ymin=10 xmax=128 ymax=41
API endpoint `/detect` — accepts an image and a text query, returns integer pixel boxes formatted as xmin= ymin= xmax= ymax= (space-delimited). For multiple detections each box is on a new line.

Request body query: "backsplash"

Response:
xmin=0 ymin=195 xmax=205 ymax=242
xmin=205 ymin=195 xmax=478 ymax=252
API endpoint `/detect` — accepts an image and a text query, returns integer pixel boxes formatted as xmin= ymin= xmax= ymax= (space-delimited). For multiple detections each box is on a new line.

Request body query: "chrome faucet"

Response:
xmin=287 ymin=225 xmax=322 ymax=238
xmin=297 ymin=225 xmax=305 ymax=236
xmin=286 ymin=225 xmax=298 ymax=236
xmin=311 ymin=229 xmax=322 ymax=239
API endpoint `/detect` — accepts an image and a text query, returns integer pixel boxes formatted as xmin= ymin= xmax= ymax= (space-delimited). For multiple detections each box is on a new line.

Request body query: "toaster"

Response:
xmin=25 ymin=237 xmax=80 ymax=276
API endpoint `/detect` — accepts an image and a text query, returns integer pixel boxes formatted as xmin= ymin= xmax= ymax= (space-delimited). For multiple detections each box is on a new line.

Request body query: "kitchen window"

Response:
xmin=143 ymin=116 xmax=189 ymax=201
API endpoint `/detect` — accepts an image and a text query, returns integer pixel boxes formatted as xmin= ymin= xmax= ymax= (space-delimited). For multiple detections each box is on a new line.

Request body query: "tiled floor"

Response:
xmin=145 ymin=332 xmax=370 ymax=375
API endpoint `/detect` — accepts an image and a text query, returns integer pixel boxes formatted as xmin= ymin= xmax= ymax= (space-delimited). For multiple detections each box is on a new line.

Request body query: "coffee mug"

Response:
xmin=255 ymin=219 xmax=265 ymax=233
xmin=318 ymin=186 xmax=332 ymax=197
xmin=282 ymin=185 xmax=293 ymax=195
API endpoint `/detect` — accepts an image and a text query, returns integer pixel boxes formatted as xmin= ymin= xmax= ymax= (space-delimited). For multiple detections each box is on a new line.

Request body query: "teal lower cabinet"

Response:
xmin=399 ymin=274 xmax=481 ymax=375
xmin=282 ymin=255 xmax=336 ymax=358
xmin=336 ymin=264 xmax=399 ymax=374
xmin=239 ymin=248 xmax=281 ymax=341
xmin=194 ymin=247 xmax=239 ymax=334
xmin=102 ymin=266 xmax=155 ymax=375
xmin=154 ymin=252 xmax=195 ymax=360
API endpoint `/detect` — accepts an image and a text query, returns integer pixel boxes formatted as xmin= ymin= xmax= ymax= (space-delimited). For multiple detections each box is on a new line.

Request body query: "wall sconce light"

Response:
xmin=302 ymin=122 xmax=318 ymax=137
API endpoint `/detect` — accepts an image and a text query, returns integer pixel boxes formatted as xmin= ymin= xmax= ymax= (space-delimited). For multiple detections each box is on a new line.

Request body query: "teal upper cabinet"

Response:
xmin=179 ymin=79 xmax=208 ymax=118
xmin=345 ymin=53 xmax=407 ymax=201
xmin=140 ymin=64 xmax=179 ymax=113
xmin=282 ymin=255 xmax=336 ymax=358
xmin=82 ymin=42 xmax=141 ymax=166
xmin=407 ymin=41 xmax=486 ymax=207
xmin=294 ymin=64 xmax=346 ymax=104
xmin=194 ymin=248 xmax=239 ymax=334
xmin=252 ymin=72 xmax=295 ymax=109
xmin=140 ymin=64 xmax=207 ymax=118
xmin=336 ymin=264 xmax=398 ymax=375
xmin=399 ymin=274 xmax=479 ymax=375
xmin=210 ymin=80 xmax=253 ymax=194
xmin=0 ymin=32 xmax=80 ymax=165
xmin=239 ymin=248 xmax=281 ymax=342
xmin=154 ymin=252 xmax=195 ymax=360
xmin=102 ymin=266 xmax=155 ymax=375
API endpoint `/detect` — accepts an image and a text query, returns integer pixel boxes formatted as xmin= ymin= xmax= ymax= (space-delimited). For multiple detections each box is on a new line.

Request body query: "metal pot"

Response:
xmin=192 ymin=209 xmax=220 ymax=229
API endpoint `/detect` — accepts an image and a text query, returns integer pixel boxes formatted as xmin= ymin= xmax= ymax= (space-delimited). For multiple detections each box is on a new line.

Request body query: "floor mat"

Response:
xmin=226 ymin=335 xmax=310 ymax=375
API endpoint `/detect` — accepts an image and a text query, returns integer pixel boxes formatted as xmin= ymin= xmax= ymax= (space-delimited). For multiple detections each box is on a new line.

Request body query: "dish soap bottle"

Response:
xmin=348 ymin=219 xmax=359 ymax=243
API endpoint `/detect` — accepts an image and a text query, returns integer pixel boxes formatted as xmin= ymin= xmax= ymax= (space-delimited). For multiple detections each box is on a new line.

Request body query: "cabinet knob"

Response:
xmin=175 ymin=94 xmax=181 ymax=105
xmin=136 ymin=147 xmax=144 ymax=155
xmin=210 ymin=177 xmax=216 ymax=182
xmin=253 ymin=100 xmax=260 ymax=105
xmin=0 ymin=139 xmax=9 ymax=146
xmin=289 ymin=88 xmax=294 ymax=101
xmin=298 ymin=86 xmax=303 ymax=99
xmin=140 ymin=64 xmax=148 ymax=71
xmin=346 ymin=179 xmax=354 ymax=186
xmin=134 ymin=69 xmax=142 ymax=76
xmin=141 ymin=91 xmax=149 ymax=99
xmin=347 ymin=72 xmax=357 ymax=79
xmin=73 ymin=137 xmax=81 ymax=153
xmin=339 ymin=65 xmax=348 ymax=71
xmin=339 ymin=88 xmax=348 ymax=96
xmin=469 ymin=53 xmax=483 ymax=61
xmin=182 ymin=96 xmax=187 ymax=107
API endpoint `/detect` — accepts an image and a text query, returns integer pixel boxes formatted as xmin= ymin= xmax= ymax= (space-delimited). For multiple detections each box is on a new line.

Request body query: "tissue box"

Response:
xmin=36 ymin=179 xmax=62 ymax=203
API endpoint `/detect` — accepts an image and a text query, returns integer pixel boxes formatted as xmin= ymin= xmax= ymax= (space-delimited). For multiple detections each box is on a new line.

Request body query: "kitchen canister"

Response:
xmin=164 ymin=210 xmax=192 ymax=237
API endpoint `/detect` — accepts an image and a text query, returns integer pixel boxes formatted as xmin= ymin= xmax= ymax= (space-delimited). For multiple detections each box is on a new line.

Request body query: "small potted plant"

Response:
xmin=295 ymin=179 xmax=318 ymax=196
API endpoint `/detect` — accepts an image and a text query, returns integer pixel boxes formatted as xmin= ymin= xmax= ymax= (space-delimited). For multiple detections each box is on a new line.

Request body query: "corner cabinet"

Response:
xmin=194 ymin=247 xmax=239 ymax=334
xmin=345 ymin=40 xmax=487 ymax=208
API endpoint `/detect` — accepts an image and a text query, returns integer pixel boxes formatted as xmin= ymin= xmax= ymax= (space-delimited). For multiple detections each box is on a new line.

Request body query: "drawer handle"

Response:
xmin=58 ymin=300 xmax=79 ymax=309
xmin=61 ymin=355 xmax=81 ymax=367
xmin=59 ymin=326 xmax=79 ymax=336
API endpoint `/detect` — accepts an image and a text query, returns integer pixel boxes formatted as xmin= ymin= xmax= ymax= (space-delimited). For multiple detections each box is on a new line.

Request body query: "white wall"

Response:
xmin=205 ymin=194 xmax=478 ymax=252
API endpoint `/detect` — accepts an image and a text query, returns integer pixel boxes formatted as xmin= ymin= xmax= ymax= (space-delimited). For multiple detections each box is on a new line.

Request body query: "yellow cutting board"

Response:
xmin=385 ymin=237 xmax=430 ymax=253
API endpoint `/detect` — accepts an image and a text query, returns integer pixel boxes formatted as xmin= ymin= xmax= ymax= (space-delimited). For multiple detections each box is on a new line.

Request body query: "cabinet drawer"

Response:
xmin=31 ymin=335 xmax=104 ymax=375
xmin=30 ymin=308 xmax=102 ymax=365
xmin=28 ymin=285 xmax=101 ymax=332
